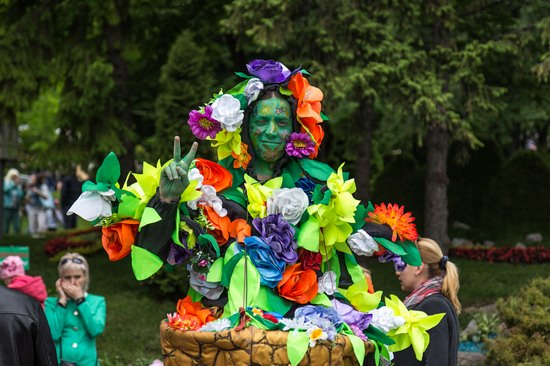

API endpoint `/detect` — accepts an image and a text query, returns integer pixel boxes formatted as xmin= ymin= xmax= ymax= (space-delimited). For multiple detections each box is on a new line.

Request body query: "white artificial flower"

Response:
xmin=186 ymin=185 xmax=228 ymax=217
xmin=368 ymin=306 xmax=405 ymax=333
xmin=267 ymin=188 xmax=309 ymax=225
xmin=307 ymin=326 xmax=329 ymax=347
xmin=347 ymin=229 xmax=379 ymax=256
xmin=317 ymin=271 xmax=337 ymax=296
xmin=189 ymin=267 xmax=224 ymax=300
xmin=244 ymin=78 xmax=264 ymax=105
xmin=211 ymin=94 xmax=244 ymax=132
xmin=198 ymin=318 xmax=232 ymax=332
xmin=279 ymin=317 xmax=312 ymax=332
xmin=67 ymin=190 xmax=116 ymax=221
xmin=188 ymin=167 xmax=204 ymax=189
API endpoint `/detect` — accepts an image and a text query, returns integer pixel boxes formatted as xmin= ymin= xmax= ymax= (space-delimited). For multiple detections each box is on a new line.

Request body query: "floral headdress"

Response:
xmin=187 ymin=59 xmax=328 ymax=167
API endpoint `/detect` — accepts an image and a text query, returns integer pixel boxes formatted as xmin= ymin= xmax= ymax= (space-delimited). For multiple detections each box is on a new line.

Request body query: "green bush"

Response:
xmin=485 ymin=277 xmax=550 ymax=365
xmin=145 ymin=264 xmax=190 ymax=302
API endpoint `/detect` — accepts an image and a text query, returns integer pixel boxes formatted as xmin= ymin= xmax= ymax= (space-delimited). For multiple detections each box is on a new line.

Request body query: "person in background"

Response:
xmin=1 ymin=255 xmax=47 ymax=307
xmin=393 ymin=238 xmax=461 ymax=366
xmin=3 ymin=168 xmax=25 ymax=234
xmin=25 ymin=173 xmax=50 ymax=238
xmin=0 ymin=285 xmax=58 ymax=366
xmin=45 ymin=252 xmax=106 ymax=366
xmin=59 ymin=165 xmax=86 ymax=229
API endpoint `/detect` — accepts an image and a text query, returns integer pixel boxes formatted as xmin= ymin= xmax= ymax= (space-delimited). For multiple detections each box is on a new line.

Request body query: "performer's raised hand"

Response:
xmin=159 ymin=136 xmax=198 ymax=203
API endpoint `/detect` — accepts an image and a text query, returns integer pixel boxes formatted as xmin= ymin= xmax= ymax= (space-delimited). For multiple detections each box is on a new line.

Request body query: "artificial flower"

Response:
xmin=298 ymin=248 xmax=322 ymax=271
xmin=253 ymin=214 xmax=298 ymax=264
xmin=187 ymin=185 xmax=227 ymax=218
xmin=211 ymin=94 xmax=244 ymax=132
xmin=193 ymin=158 xmax=232 ymax=192
xmin=331 ymin=299 xmax=372 ymax=331
xmin=187 ymin=105 xmax=222 ymax=140
xmin=368 ymin=306 xmax=405 ymax=333
xmin=198 ymin=317 xmax=232 ymax=332
xmin=166 ymin=312 xmax=200 ymax=331
xmin=280 ymin=316 xmax=313 ymax=332
xmin=285 ymin=132 xmax=316 ymax=158
xmin=267 ymin=188 xmax=309 ymax=225
xmin=189 ymin=266 xmax=225 ymax=300
xmin=228 ymin=218 xmax=251 ymax=243
xmin=277 ymin=264 xmax=319 ymax=304
xmin=244 ymin=77 xmax=264 ymax=104
xmin=244 ymin=174 xmax=282 ymax=219
xmin=366 ymin=203 xmax=419 ymax=242
xmin=243 ymin=236 xmax=286 ymax=288
xmin=201 ymin=205 xmax=231 ymax=245
xmin=211 ymin=129 xmax=242 ymax=161
xmin=232 ymin=143 xmax=252 ymax=169
xmin=307 ymin=327 xmax=328 ymax=347
xmin=188 ymin=167 xmax=204 ymax=189
xmin=246 ymin=59 xmax=291 ymax=84
xmin=317 ymin=271 xmax=337 ymax=296
xmin=101 ymin=219 xmax=140 ymax=261
xmin=347 ymin=229 xmax=379 ymax=256
xmin=350 ymin=324 xmax=368 ymax=341
xmin=294 ymin=308 xmax=339 ymax=339
xmin=167 ymin=243 xmax=191 ymax=265
xmin=378 ymin=250 xmax=407 ymax=272
xmin=176 ymin=295 xmax=217 ymax=328
xmin=295 ymin=177 xmax=317 ymax=204
xmin=67 ymin=189 xmax=116 ymax=221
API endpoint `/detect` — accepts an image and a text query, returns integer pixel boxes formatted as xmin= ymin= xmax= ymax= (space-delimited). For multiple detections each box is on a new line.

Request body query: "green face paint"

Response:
xmin=249 ymin=96 xmax=293 ymax=166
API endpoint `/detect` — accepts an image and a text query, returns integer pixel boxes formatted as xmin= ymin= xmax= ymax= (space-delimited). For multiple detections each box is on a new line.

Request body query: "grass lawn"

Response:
xmin=2 ymin=232 xmax=549 ymax=365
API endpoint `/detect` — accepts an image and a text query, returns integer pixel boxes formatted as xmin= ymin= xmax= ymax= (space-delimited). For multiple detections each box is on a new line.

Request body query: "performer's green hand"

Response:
xmin=159 ymin=136 xmax=198 ymax=203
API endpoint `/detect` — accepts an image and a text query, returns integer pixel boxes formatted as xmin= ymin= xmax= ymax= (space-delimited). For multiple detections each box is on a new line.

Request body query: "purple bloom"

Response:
xmin=350 ymin=324 xmax=368 ymax=341
xmin=294 ymin=305 xmax=342 ymax=327
xmin=246 ymin=59 xmax=291 ymax=84
xmin=252 ymin=214 xmax=298 ymax=264
xmin=187 ymin=105 xmax=221 ymax=140
xmin=331 ymin=299 xmax=372 ymax=330
xmin=379 ymin=250 xmax=407 ymax=272
xmin=167 ymin=243 xmax=191 ymax=265
xmin=285 ymin=132 xmax=316 ymax=159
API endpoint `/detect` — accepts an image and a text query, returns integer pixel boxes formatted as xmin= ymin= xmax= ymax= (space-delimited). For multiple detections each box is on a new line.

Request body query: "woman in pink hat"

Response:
xmin=1 ymin=255 xmax=47 ymax=307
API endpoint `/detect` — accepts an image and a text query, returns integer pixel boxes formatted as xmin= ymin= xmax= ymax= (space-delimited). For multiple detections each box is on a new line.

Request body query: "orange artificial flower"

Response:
xmin=194 ymin=158 xmax=233 ymax=192
xmin=101 ymin=219 xmax=140 ymax=261
xmin=202 ymin=205 xmax=231 ymax=245
xmin=176 ymin=295 xmax=216 ymax=330
xmin=366 ymin=203 xmax=419 ymax=242
xmin=232 ymin=143 xmax=252 ymax=169
xmin=288 ymin=73 xmax=324 ymax=157
xmin=228 ymin=219 xmax=251 ymax=244
xmin=277 ymin=263 xmax=319 ymax=304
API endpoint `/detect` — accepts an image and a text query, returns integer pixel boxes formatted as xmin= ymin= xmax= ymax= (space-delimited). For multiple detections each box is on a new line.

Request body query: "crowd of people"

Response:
xmin=2 ymin=167 xmax=87 ymax=237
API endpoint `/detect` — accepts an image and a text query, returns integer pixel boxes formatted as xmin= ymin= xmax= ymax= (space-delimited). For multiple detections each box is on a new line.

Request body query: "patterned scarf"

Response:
xmin=404 ymin=276 xmax=444 ymax=309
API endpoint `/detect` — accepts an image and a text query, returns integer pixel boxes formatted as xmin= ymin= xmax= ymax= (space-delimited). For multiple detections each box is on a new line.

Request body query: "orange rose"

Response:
xmin=202 ymin=205 xmax=231 ymax=245
xmin=101 ymin=219 xmax=140 ymax=261
xmin=194 ymin=158 xmax=233 ymax=192
xmin=176 ymin=295 xmax=216 ymax=330
xmin=277 ymin=263 xmax=319 ymax=304
xmin=228 ymin=219 xmax=251 ymax=243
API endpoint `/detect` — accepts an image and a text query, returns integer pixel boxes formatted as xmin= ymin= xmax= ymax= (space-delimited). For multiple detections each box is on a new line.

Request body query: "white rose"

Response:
xmin=347 ymin=229 xmax=379 ymax=256
xmin=188 ymin=167 xmax=204 ymax=189
xmin=186 ymin=185 xmax=227 ymax=217
xmin=317 ymin=271 xmax=337 ymax=296
xmin=368 ymin=307 xmax=405 ymax=333
xmin=67 ymin=190 xmax=116 ymax=221
xmin=267 ymin=188 xmax=309 ymax=225
xmin=244 ymin=78 xmax=264 ymax=105
xmin=211 ymin=94 xmax=244 ymax=132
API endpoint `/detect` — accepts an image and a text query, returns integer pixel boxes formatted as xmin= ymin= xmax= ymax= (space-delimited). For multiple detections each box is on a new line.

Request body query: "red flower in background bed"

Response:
xmin=366 ymin=203 xmax=418 ymax=242
xmin=449 ymin=246 xmax=550 ymax=263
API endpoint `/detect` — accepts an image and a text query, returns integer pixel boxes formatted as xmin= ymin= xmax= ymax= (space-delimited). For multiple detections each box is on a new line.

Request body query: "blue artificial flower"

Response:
xmin=242 ymin=236 xmax=286 ymax=288
xmin=294 ymin=305 xmax=342 ymax=327
xmin=295 ymin=177 xmax=317 ymax=205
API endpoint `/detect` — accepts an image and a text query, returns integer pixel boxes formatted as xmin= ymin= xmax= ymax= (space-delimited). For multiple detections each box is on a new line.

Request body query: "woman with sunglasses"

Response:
xmin=45 ymin=253 xmax=106 ymax=366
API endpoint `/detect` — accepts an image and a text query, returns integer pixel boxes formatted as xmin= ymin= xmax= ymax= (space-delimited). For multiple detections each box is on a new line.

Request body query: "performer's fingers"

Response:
xmin=169 ymin=164 xmax=180 ymax=180
xmin=173 ymin=136 xmax=181 ymax=162
xmin=181 ymin=141 xmax=198 ymax=168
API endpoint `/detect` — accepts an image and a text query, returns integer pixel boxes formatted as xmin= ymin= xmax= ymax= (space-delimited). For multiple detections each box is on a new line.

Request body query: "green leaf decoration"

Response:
xmin=374 ymin=237 xmax=407 ymax=256
xmin=220 ymin=187 xmax=247 ymax=208
xmin=171 ymin=208 xmax=182 ymax=246
xmin=366 ymin=201 xmax=375 ymax=214
xmin=207 ymin=257 xmax=224 ymax=282
xmin=219 ymin=157 xmax=245 ymax=187
xmin=346 ymin=333 xmax=366 ymax=366
xmin=117 ymin=194 xmax=140 ymax=219
xmin=82 ymin=181 xmax=109 ymax=192
xmin=351 ymin=204 xmax=367 ymax=231
xmin=96 ymin=152 xmax=120 ymax=187
xmin=297 ymin=215 xmax=319 ymax=251
xmin=301 ymin=69 xmax=311 ymax=75
xmin=226 ymin=79 xmax=249 ymax=95
xmin=279 ymin=86 xmax=293 ymax=96
xmin=401 ymin=240 xmax=422 ymax=266
xmin=131 ymin=246 xmax=163 ymax=280
xmin=310 ymin=293 xmax=332 ymax=307
xmin=187 ymin=287 xmax=203 ymax=302
xmin=312 ymin=184 xmax=332 ymax=205
xmin=198 ymin=233 xmax=220 ymax=258
xmin=254 ymin=286 xmax=292 ymax=315
xmin=298 ymin=159 xmax=335 ymax=181
xmin=364 ymin=325 xmax=396 ymax=346
xmin=138 ymin=207 xmax=162 ymax=231
xmin=345 ymin=254 xmax=366 ymax=285
xmin=234 ymin=93 xmax=248 ymax=110
xmin=281 ymin=172 xmax=296 ymax=188
xmin=287 ymin=331 xmax=310 ymax=366
xmin=320 ymin=112 xmax=329 ymax=121
xmin=283 ymin=158 xmax=303 ymax=182
xmin=234 ymin=71 xmax=253 ymax=79
xmin=221 ymin=252 xmax=244 ymax=287
xmin=227 ymin=256 xmax=260 ymax=315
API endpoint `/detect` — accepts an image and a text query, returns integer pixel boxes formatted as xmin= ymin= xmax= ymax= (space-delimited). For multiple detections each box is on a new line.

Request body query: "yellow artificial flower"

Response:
xmin=243 ymin=174 xmax=282 ymax=218
xmin=209 ymin=129 xmax=242 ymax=161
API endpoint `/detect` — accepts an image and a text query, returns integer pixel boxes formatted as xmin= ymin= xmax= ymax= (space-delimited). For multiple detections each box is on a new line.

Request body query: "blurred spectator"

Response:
xmin=25 ymin=174 xmax=50 ymax=238
xmin=3 ymin=168 xmax=25 ymax=234
xmin=1 ymin=255 xmax=47 ymax=307
xmin=59 ymin=166 xmax=86 ymax=229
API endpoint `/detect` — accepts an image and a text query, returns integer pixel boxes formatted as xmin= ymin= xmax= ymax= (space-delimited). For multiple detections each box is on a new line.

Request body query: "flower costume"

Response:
xmin=71 ymin=60 xmax=442 ymax=365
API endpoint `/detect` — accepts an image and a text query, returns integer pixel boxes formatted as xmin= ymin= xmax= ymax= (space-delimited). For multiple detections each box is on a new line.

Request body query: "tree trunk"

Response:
xmin=354 ymin=97 xmax=374 ymax=203
xmin=424 ymin=123 xmax=450 ymax=252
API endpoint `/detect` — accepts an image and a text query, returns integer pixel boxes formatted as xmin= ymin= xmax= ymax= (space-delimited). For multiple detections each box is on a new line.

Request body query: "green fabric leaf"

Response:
xmin=221 ymin=252 xmax=244 ymax=287
xmin=282 ymin=158 xmax=304 ymax=182
xmin=310 ymin=293 xmax=332 ymax=307
xmin=279 ymin=86 xmax=293 ymax=96
xmin=301 ymin=69 xmax=311 ymax=75
xmin=364 ymin=325 xmax=396 ymax=346
xmin=138 ymin=207 xmax=162 ymax=231
xmin=347 ymin=334 xmax=366 ymax=366
xmin=227 ymin=256 xmax=260 ymax=315
xmin=374 ymin=237 xmax=407 ymax=256
xmin=220 ymin=187 xmax=247 ymax=208
xmin=345 ymin=254 xmax=366 ymax=285
xmin=198 ymin=233 xmax=220 ymax=258
xmin=207 ymin=257 xmax=224 ymax=282
xmin=171 ymin=208 xmax=182 ymax=246
xmin=287 ymin=331 xmax=309 ymax=366
xmin=131 ymin=246 xmax=163 ymax=281
xmin=297 ymin=215 xmax=319 ymax=251
xmin=335 ymin=241 xmax=352 ymax=254
xmin=312 ymin=184 xmax=332 ymax=205
xmin=401 ymin=240 xmax=422 ymax=266
xmin=96 ymin=152 xmax=120 ymax=186
xmin=320 ymin=111 xmax=329 ymax=121
xmin=281 ymin=172 xmax=296 ymax=188
xmin=187 ymin=287 xmax=203 ymax=302
xmin=82 ymin=181 xmax=109 ymax=192
xmin=117 ymin=194 xmax=141 ymax=219
xmin=234 ymin=93 xmax=248 ymax=110
xmin=254 ymin=286 xmax=292 ymax=315
xmin=226 ymin=79 xmax=249 ymax=95
xmin=372 ymin=341 xmax=380 ymax=366
xmin=365 ymin=201 xmax=375 ymax=214
xmin=218 ymin=157 xmax=245 ymax=188
xmin=234 ymin=71 xmax=253 ymax=79
xmin=298 ymin=159 xmax=335 ymax=181
xmin=351 ymin=204 xmax=367 ymax=231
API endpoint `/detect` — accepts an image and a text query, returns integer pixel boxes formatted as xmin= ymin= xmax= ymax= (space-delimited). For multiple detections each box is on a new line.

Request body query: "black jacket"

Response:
xmin=0 ymin=286 xmax=58 ymax=366
xmin=393 ymin=294 xmax=459 ymax=366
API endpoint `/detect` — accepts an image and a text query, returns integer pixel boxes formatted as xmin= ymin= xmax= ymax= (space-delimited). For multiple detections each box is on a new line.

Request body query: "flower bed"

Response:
xmin=44 ymin=227 xmax=102 ymax=261
xmin=449 ymin=245 xmax=550 ymax=263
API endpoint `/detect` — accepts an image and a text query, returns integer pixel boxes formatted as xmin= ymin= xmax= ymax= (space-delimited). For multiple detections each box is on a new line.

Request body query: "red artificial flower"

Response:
xmin=298 ymin=248 xmax=322 ymax=271
xmin=277 ymin=263 xmax=319 ymax=304
xmin=101 ymin=219 xmax=140 ymax=261
xmin=194 ymin=158 xmax=233 ymax=192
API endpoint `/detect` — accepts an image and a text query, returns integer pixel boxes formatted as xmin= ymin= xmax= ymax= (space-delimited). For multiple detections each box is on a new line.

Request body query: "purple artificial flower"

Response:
xmin=167 ymin=243 xmax=191 ymax=265
xmin=252 ymin=214 xmax=298 ymax=264
xmin=350 ymin=324 xmax=368 ymax=341
xmin=285 ymin=132 xmax=316 ymax=159
xmin=331 ymin=299 xmax=372 ymax=330
xmin=379 ymin=250 xmax=407 ymax=272
xmin=187 ymin=105 xmax=222 ymax=140
xmin=294 ymin=305 xmax=342 ymax=327
xmin=246 ymin=59 xmax=292 ymax=84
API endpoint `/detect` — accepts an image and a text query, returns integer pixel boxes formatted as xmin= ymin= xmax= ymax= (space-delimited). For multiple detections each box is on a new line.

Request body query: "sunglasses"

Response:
xmin=60 ymin=257 xmax=84 ymax=265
